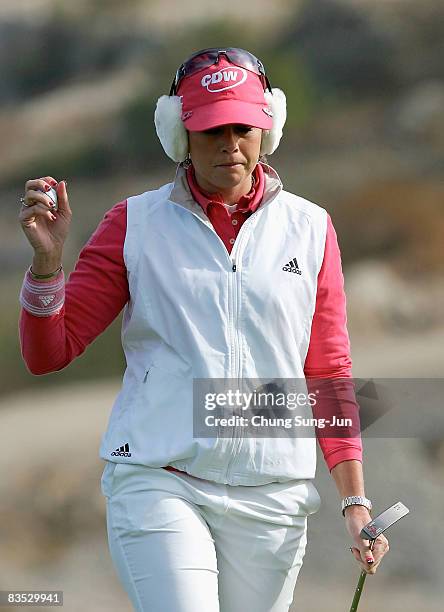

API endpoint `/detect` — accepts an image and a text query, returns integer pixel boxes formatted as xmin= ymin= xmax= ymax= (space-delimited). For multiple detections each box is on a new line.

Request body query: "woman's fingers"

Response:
xmin=350 ymin=535 xmax=389 ymax=575
xmin=351 ymin=547 xmax=376 ymax=573
xmin=19 ymin=201 xmax=56 ymax=225
xmin=23 ymin=177 xmax=70 ymax=215
xmin=25 ymin=176 xmax=58 ymax=193
xmin=23 ymin=188 xmax=57 ymax=211
xmin=350 ymin=547 xmax=379 ymax=574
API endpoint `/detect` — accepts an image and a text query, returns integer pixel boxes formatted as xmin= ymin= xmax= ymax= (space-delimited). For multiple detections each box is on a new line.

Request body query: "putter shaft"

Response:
xmin=349 ymin=570 xmax=368 ymax=612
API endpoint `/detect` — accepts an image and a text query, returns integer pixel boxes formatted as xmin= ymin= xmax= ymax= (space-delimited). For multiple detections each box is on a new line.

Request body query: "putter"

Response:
xmin=349 ymin=501 xmax=409 ymax=612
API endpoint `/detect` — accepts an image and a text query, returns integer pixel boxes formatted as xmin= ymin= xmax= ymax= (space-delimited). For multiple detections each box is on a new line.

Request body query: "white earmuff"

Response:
xmin=154 ymin=88 xmax=287 ymax=162
xmin=260 ymin=88 xmax=287 ymax=156
xmin=154 ymin=95 xmax=189 ymax=163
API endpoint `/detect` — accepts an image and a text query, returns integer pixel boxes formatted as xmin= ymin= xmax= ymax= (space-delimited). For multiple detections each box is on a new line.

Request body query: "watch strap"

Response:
xmin=341 ymin=495 xmax=372 ymax=517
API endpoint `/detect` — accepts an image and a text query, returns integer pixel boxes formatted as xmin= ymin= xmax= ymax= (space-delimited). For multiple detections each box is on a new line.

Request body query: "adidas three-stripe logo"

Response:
xmin=283 ymin=257 xmax=302 ymax=275
xmin=111 ymin=442 xmax=132 ymax=457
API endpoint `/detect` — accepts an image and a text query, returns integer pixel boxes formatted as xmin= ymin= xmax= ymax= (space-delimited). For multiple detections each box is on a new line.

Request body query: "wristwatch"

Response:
xmin=341 ymin=495 xmax=372 ymax=517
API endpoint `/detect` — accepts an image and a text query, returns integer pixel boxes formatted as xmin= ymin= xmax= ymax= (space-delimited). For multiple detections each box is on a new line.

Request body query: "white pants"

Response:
xmin=100 ymin=462 xmax=321 ymax=612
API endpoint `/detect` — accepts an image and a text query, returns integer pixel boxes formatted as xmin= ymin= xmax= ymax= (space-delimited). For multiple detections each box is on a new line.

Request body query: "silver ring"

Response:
xmin=20 ymin=196 xmax=31 ymax=207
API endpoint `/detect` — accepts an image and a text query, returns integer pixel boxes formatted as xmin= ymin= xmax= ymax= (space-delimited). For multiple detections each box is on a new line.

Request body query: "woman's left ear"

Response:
xmin=154 ymin=95 xmax=189 ymax=162
xmin=260 ymin=88 xmax=287 ymax=156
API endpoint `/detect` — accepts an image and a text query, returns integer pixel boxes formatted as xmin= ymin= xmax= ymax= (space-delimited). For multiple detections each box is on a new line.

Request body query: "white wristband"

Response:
xmin=19 ymin=268 xmax=65 ymax=316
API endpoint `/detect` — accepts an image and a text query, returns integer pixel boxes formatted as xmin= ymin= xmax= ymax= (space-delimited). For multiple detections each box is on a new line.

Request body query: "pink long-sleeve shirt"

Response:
xmin=19 ymin=166 xmax=362 ymax=474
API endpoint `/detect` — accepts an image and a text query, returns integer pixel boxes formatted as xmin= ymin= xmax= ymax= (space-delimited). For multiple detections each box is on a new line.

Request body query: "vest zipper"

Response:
xmin=166 ymin=201 xmax=256 ymax=483
xmin=225 ymin=246 xmax=247 ymax=482
xmin=228 ymin=258 xmax=239 ymax=380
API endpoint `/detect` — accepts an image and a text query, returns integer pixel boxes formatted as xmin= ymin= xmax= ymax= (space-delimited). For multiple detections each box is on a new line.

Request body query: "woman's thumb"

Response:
xmin=56 ymin=179 xmax=70 ymax=211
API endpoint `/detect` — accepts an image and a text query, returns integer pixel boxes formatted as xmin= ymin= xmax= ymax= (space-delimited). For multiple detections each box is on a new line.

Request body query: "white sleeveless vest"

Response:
xmin=99 ymin=163 xmax=328 ymax=485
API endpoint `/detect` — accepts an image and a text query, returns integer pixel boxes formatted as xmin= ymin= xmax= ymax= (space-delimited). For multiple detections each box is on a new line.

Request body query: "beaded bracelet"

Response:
xmin=29 ymin=265 xmax=63 ymax=280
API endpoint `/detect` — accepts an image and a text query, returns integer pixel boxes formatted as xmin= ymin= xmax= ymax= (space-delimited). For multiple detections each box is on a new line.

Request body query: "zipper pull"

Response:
xmin=232 ymin=260 xmax=237 ymax=272
xmin=143 ymin=368 xmax=151 ymax=383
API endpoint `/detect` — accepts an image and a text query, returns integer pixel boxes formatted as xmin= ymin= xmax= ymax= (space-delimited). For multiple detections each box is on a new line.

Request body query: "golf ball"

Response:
xmin=38 ymin=186 xmax=58 ymax=211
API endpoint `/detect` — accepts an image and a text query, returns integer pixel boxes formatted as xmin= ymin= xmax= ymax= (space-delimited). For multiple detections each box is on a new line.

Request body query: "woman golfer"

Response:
xmin=18 ymin=48 xmax=389 ymax=611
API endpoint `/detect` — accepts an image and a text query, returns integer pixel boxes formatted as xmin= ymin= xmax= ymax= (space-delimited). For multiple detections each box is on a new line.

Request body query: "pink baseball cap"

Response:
xmin=177 ymin=57 xmax=273 ymax=131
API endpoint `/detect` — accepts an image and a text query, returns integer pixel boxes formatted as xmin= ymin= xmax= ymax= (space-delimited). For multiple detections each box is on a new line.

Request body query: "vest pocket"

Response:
xmin=142 ymin=365 xmax=154 ymax=383
xmin=132 ymin=364 xmax=194 ymax=423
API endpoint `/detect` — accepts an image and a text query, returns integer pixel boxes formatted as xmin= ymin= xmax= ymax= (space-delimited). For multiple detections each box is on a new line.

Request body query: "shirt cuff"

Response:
xmin=326 ymin=449 xmax=363 ymax=473
xmin=19 ymin=267 xmax=65 ymax=316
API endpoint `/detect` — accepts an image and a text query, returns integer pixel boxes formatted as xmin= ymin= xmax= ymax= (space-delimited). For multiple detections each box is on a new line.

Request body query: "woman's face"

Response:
xmin=188 ymin=124 xmax=262 ymax=199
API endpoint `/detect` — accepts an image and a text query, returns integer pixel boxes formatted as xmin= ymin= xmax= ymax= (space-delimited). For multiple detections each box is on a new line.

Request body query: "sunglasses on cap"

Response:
xmin=169 ymin=47 xmax=273 ymax=96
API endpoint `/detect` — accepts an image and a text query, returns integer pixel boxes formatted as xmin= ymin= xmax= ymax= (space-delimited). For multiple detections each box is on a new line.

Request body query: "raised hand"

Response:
xmin=19 ymin=176 xmax=71 ymax=274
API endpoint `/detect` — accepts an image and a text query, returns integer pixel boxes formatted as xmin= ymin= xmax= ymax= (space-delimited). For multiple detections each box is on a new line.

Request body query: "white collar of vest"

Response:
xmin=168 ymin=162 xmax=283 ymax=216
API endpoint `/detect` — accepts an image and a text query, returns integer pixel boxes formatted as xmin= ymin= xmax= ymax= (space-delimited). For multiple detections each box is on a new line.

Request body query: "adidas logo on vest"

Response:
xmin=111 ymin=442 xmax=132 ymax=457
xmin=283 ymin=257 xmax=302 ymax=275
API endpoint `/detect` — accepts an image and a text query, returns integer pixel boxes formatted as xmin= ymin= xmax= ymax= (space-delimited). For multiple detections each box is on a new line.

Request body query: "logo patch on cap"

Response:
xmin=182 ymin=111 xmax=193 ymax=120
xmin=201 ymin=67 xmax=247 ymax=93
xmin=262 ymin=107 xmax=273 ymax=117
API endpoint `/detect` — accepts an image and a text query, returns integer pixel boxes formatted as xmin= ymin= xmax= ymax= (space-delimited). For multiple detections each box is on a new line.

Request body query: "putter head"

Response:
xmin=360 ymin=501 xmax=409 ymax=540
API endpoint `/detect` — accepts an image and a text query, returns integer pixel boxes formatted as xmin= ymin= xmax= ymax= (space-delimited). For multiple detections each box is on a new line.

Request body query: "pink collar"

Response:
xmin=186 ymin=163 xmax=265 ymax=215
